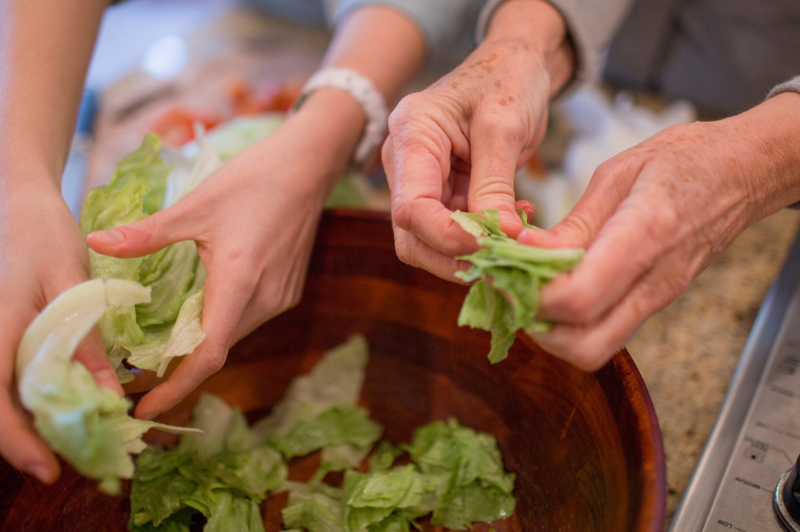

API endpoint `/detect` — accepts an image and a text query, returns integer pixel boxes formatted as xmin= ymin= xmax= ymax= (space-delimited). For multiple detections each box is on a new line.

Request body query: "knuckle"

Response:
xmin=202 ymin=344 xmax=228 ymax=375
xmin=571 ymin=346 xmax=612 ymax=372
xmin=391 ymin=198 xmax=413 ymax=232
xmin=393 ymin=231 xmax=417 ymax=268
xmin=124 ymin=215 xmax=160 ymax=243
xmin=469 ymin=175 xmax=515 ymax=203
xmin=555 ymin=213 xmax=594 ymax=244
xmin=389 ymin=93 xmax=430 ymax=134
xmin=561 ymin=295 xmax=602 ymax=324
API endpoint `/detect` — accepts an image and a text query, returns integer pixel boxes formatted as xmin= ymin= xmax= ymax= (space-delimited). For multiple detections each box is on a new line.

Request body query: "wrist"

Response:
xmin=291 ymin=86 xmax=366 ymax=159
xmin=0 ymin=154 xmax=63 ymax=202
xmin=277 ymin=88 xmax=366 ymax=199
xmin=722 ymin=92 xmax=800 ymax=221
xmin=484 ymin=0 xmax=575 ymax=96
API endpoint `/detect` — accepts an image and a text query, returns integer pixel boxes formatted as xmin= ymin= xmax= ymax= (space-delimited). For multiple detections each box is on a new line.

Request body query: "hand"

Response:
xmin=0 ymin=176 xmax=122 ymax=483
xmin=86 ymin=93 xmax=358 ymax=420
xmin=383 ymin=0 xmax=573 ymax=281
xmin=521 ymin=93 xmax=800 ymax=370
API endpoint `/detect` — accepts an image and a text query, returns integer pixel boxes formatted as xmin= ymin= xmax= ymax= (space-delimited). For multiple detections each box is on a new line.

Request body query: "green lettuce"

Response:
xmin=452 ymin=209 xmax=584 ymax=363
xmin=404 ymin=418 xmax=516 ymax=530
xmin=181 ymin=114 xmax=369 ymax=209
xmin=15 ymin=279 xmax=201 ymax=494
xmin=251 ymin=335 xmax=376 ymax=447
xmin=342 ymin=466 xmax=437 ymax=531
xmin=129 ymin=393 xmax=286 ymax=532
xmin=125 ymin=336 xmax=517 ymax=531
xmin=281 ymin=481 xmax=346 ymax=532
xmin=80 ymin=133 xmax=215 ymax=382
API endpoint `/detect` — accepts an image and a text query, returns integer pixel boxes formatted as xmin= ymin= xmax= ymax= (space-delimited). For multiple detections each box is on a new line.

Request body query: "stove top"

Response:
xmin=671 ymin=225 xmax=800 ymax=532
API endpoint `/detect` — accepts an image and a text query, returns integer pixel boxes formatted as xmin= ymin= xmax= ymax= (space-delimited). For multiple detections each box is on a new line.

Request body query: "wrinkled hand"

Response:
xmin=383 ymin=37 xmax=554 ymax=280
xmin=87 ymin=122 xmax=332 ymax=420
xmin=0 ymin=180 xmax=122 ymax=483
xmin=522 ymin=93 xmax=800 ymax=370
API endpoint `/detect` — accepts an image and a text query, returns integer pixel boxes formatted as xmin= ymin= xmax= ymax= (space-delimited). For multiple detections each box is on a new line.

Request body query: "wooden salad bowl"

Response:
xmin=0 ymin=210 xmax=666 ymax=531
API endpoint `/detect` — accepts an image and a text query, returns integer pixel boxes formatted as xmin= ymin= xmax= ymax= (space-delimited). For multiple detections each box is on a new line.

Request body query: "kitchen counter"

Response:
xmin=628 ymin=207 xmax=800 ymax=527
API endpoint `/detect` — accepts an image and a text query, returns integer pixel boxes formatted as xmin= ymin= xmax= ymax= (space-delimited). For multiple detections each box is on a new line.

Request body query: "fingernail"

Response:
xmin=90 ymin=229 xmax=125 ymax=246
xmin=26 ymin=463 xmax=54 ymax=483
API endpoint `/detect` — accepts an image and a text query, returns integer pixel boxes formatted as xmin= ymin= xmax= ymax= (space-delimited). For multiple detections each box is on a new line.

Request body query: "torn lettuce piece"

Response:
xmin=452 ymin=208 xmax=583 ymax=362
xmin=270 ymin=405 xmax=382 ymax=459
xmin=129 ymin=393 xmax=286 ymax=532
xmin=203 ymin=490 xmax=265 ymax=532
xmin=135 ymin=241 xmax=201 ymax=327
xmin=129 ymin=506 xmax=195 ymax=532
xmin=16 ymin=279 xmax=201 ymax=494
xmin=251 ymin=335 xmax=370 ymax=443
xmin=343 ymin=466 xmax=437 ymax=532
xmin=404 ymin=418 xmax=516 ymax=529
xmin=368 ymin=441 xmax=402 ymax=473
xmin=129 ymin=447 xmax=197 ymax=528
xmin=80 ymin=133 xmax=215 ymax=378
xmin=127 ymin=287 xmax=206 ymax=377
xmin=281 ymin=481 xmax=346 ymax=532
xmin=432 ymin=482 xmax=516 ymax=531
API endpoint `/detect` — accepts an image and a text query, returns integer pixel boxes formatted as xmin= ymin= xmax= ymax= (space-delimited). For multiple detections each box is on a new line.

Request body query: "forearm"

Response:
xmin=484 ymin=0 xmax=575 ymax=97
xmin=0 ymin=0 xmax=108 ymax=193
xmin=285 ymin=5 xmax=426 ymax=193
xmin=729 ymin=92 xmax=800 ymax=222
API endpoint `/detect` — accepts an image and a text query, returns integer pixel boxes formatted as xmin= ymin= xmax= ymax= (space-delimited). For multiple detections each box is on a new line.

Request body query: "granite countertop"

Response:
xmin=628 ymin=207 xmax=800 ymax=527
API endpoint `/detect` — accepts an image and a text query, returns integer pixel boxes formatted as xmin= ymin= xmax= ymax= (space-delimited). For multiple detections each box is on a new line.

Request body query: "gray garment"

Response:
xmin=769 ymin=76 xmax=800 ymax=100
xmin=241 ymin=0 xmax=484 ymax=68
xmin=604 ymin=0 xmax=800 ymax=117
xmin=241 ymin=0 xmax=800 ymax=114
xmin=243 ymin=0 xmax=630 ymax=83
xmin=476 ymin=0 xmax=633 ymax=94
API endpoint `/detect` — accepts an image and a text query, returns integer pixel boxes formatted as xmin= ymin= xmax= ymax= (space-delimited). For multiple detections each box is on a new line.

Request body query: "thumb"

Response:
xmin=467 ymin=117 xmax=525 ymax=237
xmin=86 ymin=202 xmax=199 ymax=258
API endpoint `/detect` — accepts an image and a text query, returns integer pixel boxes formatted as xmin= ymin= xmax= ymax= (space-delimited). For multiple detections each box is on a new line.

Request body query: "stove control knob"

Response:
xmin=775 ymin=454 xmax=800 ymax=531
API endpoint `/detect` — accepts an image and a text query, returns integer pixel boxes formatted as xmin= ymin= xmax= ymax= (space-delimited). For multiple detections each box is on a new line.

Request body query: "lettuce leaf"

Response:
xmin=16 ymin=279 xmax=201 ymax=494
xmin=452 ymin=209 xmax=584 ymax=362
xmin=251 ymin=335 xmax=370 ymax=443
xmin=281 ymin=481 xmax=346 ymax=532
xmin=342 ymin=466 xmax=436 ymax=531
xmin=270 ymin=405 xmax=382 ymax=459
xmin=129 ymin=393 xmax=286 ymax=532
xmin=404 ymin=418 xmax=516 ymax=529
xmin=80 ymin=133 xmax=215 ymax=381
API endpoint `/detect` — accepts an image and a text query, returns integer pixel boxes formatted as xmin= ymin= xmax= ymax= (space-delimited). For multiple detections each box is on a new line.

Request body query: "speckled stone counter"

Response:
xmin=627 ymin=208 xmax=800 ymax=528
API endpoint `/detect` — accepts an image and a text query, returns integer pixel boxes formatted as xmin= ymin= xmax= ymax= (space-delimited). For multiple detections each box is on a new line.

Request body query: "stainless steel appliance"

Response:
xmin=671 ymin=226 xmax=800 ymax=531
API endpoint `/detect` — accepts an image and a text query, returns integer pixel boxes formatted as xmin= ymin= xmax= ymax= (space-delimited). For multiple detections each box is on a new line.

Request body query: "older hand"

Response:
xmin=0 ymin=176 xmax=122 ymax=483
xmin=522 ymin=92 xmax=800 ymax=370
xmin=383 ymin=0 xmax=573 ymax=281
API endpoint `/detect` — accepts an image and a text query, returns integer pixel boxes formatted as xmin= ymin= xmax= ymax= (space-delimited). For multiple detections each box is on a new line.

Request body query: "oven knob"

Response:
xmin=775 ymin=454 xmax=800 ymax=531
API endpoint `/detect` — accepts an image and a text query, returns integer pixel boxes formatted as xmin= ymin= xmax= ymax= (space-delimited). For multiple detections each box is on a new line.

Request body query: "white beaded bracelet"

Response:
xmin=294 ymin=67 xmax=389 ymax=167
